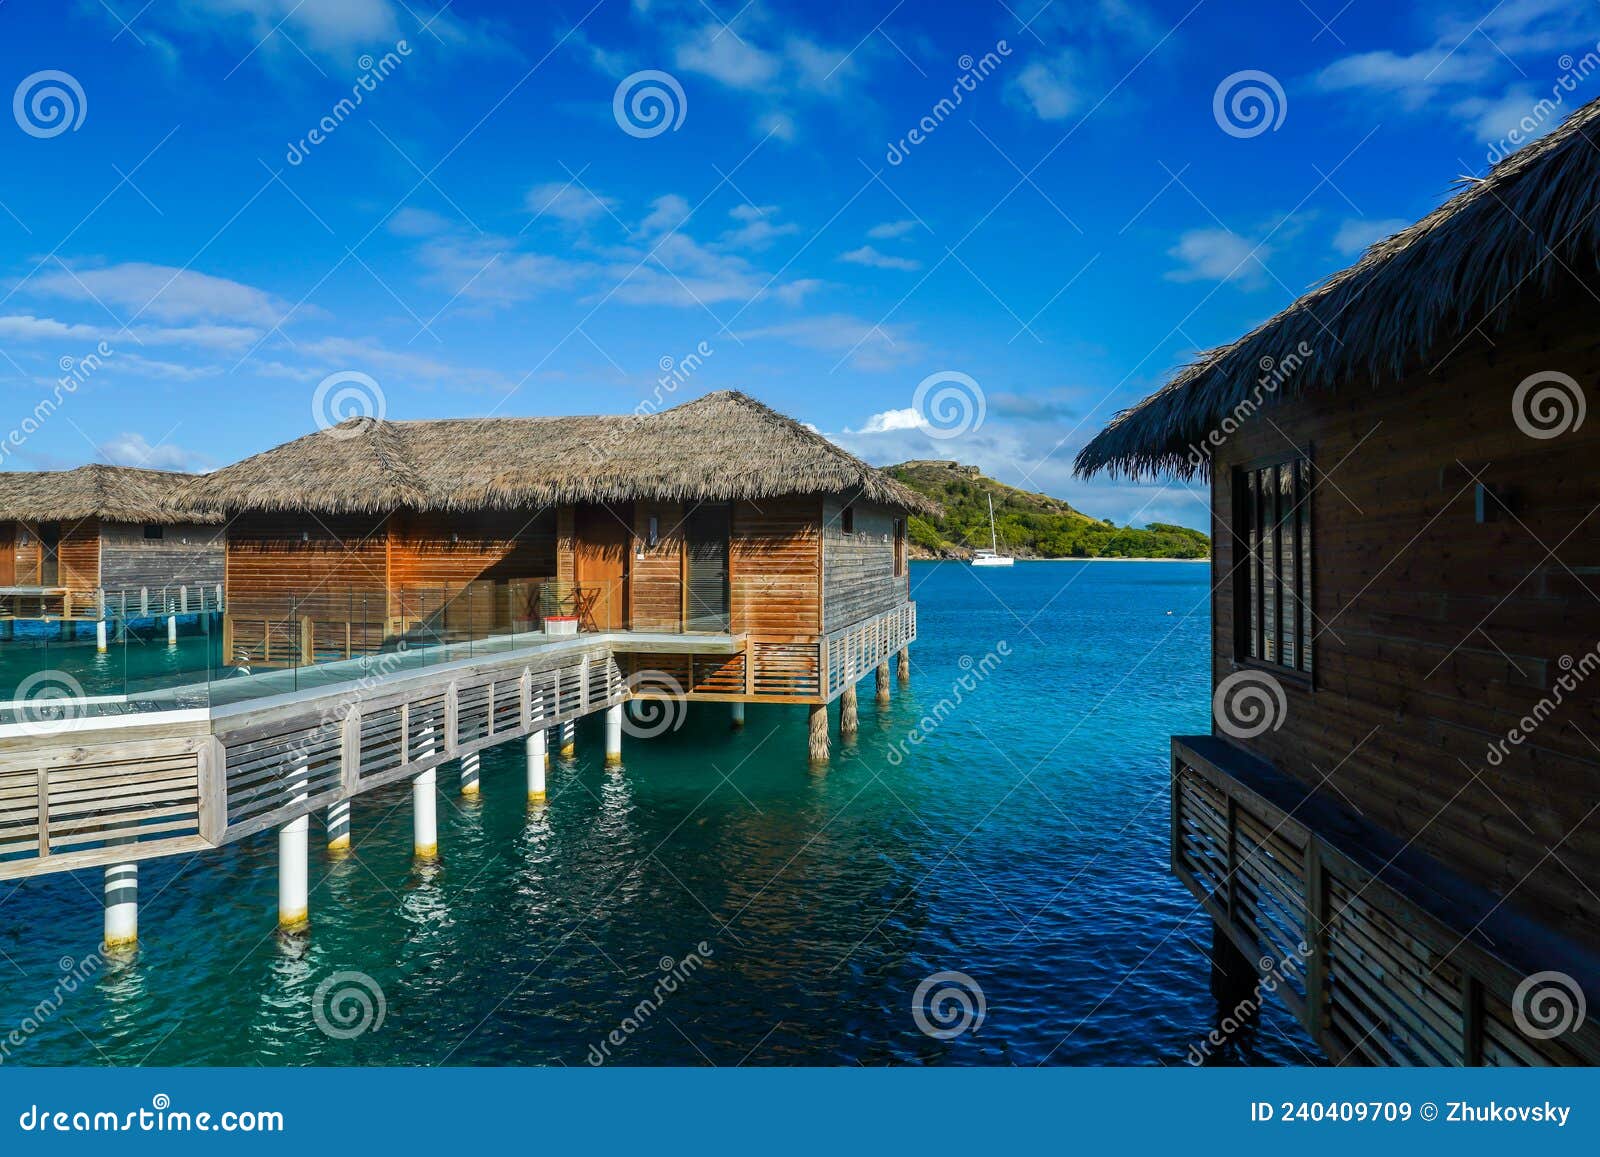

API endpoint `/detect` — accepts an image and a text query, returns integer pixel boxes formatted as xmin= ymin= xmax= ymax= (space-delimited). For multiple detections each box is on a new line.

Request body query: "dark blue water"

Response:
xmin=0 ymin=562 xmax=1314 ymax=1066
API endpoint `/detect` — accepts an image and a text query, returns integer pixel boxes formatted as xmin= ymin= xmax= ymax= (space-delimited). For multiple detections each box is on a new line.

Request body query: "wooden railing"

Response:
xmin=0 ymin=584 xmax=225 ymax=623
xmin=1174 ymin=735 xmax=1600 ymax=1066
xmin=822 ymin=602 xmax=916 ymax=700
xmin=0 ymin=639 xmax=624 ymax=880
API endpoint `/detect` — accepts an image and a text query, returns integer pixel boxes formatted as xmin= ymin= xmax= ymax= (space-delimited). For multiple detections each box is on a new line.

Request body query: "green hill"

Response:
xmin=885 ymin=460 xmax=1210 ymax=560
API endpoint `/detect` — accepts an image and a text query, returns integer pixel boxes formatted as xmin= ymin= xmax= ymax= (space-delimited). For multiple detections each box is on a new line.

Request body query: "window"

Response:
xmin=840 ymin=504 xmax=855 ymax=534
xmin=143 ymin=525 xmax=164 ymax=540
xmin=1235 ymin=456 xmax=1312 ymax=676
xmin=893 ymin=518 xmax=906 ymax=577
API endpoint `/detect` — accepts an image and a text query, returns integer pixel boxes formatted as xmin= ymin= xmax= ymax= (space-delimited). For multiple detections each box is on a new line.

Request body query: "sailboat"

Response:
xmin=971 ymin=494 xmax=1014 ymax=567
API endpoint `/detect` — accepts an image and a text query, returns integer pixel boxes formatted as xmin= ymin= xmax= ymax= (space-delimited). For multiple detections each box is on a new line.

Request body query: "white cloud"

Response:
xmin=674 ymin=23 xmax=782 ymax=89
xmin=1332 ymin=217 xmax=1408 ymax=257
xmin=640 ymin=194 xmax=692 ymax=236
xmin=736 ymin=314 xmax=918 ymax=370
xmin=867 ymin=220 xmax=917 ymax=240
xmin=839 ymin=245 xmax=920 ymax=271
xmin=722 ymin=204 xmax=799 ymax=249
xmin=848 ymin=407 xmax=923 ymax=433
xmin=1165 ymin=229 xmax=1268 ymax=286
xmin=30 ymin=262 xmax=303 ymax=327
xmin=525 ymin=181 xmax=618 ymax=226
xmin=98 ymin=432 xmax=209 ymax=472
xmin=1009 ymin=51 xmax=1083 ymax=121
xmin=1315 ymin=48 xmax=1488 ymax=105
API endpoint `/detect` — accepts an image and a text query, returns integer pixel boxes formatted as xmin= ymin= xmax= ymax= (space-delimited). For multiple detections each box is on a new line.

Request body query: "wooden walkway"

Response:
xmin=0 ymin=603 xmax=915 ymax=883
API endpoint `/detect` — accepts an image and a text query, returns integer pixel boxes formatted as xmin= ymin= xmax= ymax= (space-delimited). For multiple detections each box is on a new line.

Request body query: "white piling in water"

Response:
xmin=527 ymin=731 xmax=547 ymax=800
xmin=167 ymin=614 xmax=178 ymax=646
xmin=96 ymin=620 xmax=108 ymax=653
xmin=559 ymin=719 xmax=576 ymax=758
xmin=279 ymin=759 xmax=311 ymax=930
xmin=326 ymin=800 xmax=351 ymax=853
xmin=605 ymin=703 xmax=623 ymax=766
xmin=731 ymin=701 xmax=745 ymax=728
xmin=413 ymin=768 xmax=438 ymax=859
xmin=103 ymin=863 xmax=138 ymax=950
xmin=460 ymin=749 xmax=481 ymax=797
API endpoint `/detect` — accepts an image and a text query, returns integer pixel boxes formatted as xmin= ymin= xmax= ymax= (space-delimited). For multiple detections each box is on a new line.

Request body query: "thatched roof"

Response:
xmin=0 ymin=464 xmax=223 ymax=524
xmin=174 ymin=391 xmax=937 ymax=516
xmin=1077 ymin=94 xmax=1600 ymax=479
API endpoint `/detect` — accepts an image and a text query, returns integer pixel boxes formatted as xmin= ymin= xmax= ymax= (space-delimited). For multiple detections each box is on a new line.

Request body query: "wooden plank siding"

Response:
xmin=821 ymin=496 xmax=907 ymax=632
xmin=225 ymin=512 xmax=390 ymax=621
xmin=100 ymin=522 xmax=226 ymax=593
xmin=731 ymin=496 xmax=821 ymax=636
xmin=631 ymin=499 xmax=684 ymax=631
xmin=1210 ymin=292 xmax=1600 ymax=955
xmin=58 ymin=519 xmax=100 ymax=605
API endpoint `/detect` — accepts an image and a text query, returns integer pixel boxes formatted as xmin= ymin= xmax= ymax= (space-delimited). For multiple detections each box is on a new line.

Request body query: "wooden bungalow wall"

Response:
xmin=1211 ymin=289 xmax=1600 ymax=953
xmin=7 ymin=519 xmax=100 ymax=595
xmin=821 ymin=496 xmax=906 ymax=633
xmin=100 ymin=522 xmax=226 ymax=592
xmin=732 ymin=496 xmax=821 ymax=636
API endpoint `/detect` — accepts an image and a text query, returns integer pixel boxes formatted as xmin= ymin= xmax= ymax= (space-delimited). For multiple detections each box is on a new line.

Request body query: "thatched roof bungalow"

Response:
xmin=1078 ymin=98 xmax=1600 ymax=1065
xmin=0 ymin=465 xmax=224 ymax=616
xmin=178 ymin=392 xmax=925 ymax=712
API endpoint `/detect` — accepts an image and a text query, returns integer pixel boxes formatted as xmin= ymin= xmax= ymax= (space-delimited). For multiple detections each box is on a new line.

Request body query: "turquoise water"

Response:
xmin=0 ymin=562 xmax=1314 ymax=1066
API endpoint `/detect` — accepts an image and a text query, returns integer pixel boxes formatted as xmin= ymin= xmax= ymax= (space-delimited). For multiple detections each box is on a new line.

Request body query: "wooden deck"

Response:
xmin=1174 ymin=735 xmax=1600 ymax=1066
xmin=0 ymin=603 xmax=914 ymax=883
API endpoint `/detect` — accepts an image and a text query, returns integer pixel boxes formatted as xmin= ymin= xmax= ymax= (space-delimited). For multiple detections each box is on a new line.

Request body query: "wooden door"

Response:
xmin=685 ymin=503 xmax=730 ymax=632
xmin=0 ymin=522 xmax=14 ymax=586
xmin=574 ymin=503 xmax=631 ymax=631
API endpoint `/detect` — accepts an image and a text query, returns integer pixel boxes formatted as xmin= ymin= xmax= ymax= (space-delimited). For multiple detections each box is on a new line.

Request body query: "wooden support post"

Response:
xmin=897 ymin=646 xmax=910 ymax=686
xmin=298 ymin=615 xmax=314 ymax=665
xmin=1209 ymin=921 xmax=1259 ymax=1020
xmin=527 ymin=731 xmax=548 ymax=800
xmin=730 ymin=701 xmax=745 ymax=729
xmin=460 ymin=749 xmax=481 ymax=797
xmin=559 ymin=719 xmax=576 ymax=758
xmin=840 ymin=683 xmax=858 ymax=738
xmin=604 ymin=703 xmax=623 ymax=767
xmin=413 ymin=768 xmax=438 ymax=860
xmin=876 ymin=661 xmax=890 ymax=704
xmin=808 ymin=703 xmax=829 ymax=765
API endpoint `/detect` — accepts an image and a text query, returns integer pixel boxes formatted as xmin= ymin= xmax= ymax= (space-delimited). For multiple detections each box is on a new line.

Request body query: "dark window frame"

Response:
xmin=143 ymin=524 xmax=164 ymax=540
xmin=1232 ymin=450 xmax=1314 ymax=682
xmin=840 ymin=504 xmax=855 ymax=535
xmin=892 ymin=518 xmax=906 ymax=577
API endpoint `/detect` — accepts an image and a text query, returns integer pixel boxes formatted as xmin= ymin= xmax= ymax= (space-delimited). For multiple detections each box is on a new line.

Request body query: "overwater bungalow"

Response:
xmin=0 ymin=464 xmax=225 ymax=640
xmin=1078 ymin=99 xmax=1600 ymax=1064
xmin=0 ymin=391 xmax=928 ymax=948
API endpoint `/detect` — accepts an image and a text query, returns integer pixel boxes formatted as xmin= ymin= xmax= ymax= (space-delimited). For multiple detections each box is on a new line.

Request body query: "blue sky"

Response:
xmin=0 ymin=0 xmax=1594 ymax=530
